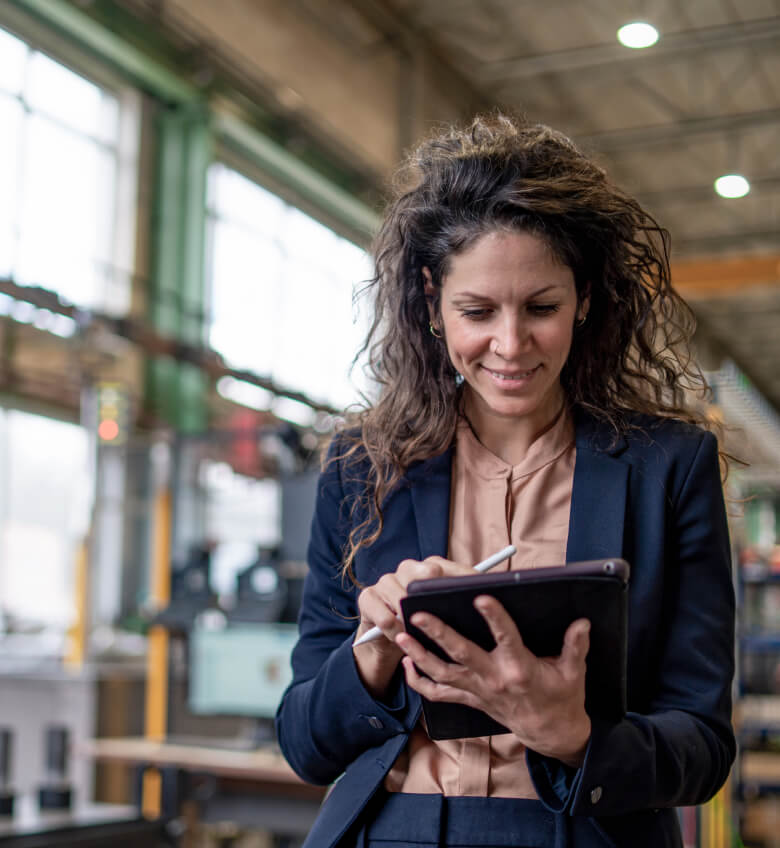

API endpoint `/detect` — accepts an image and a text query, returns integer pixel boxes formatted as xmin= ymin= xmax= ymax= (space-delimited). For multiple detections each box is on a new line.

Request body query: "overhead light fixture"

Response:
xmin=714 ymin=174 xmax=750 ymax=199
xmin=617 ymin=22 xmax=660 ymax=49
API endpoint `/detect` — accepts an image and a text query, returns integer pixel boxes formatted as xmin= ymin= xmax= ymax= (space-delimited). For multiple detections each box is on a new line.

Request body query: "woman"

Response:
xmin=275 ymin=115 xmax=735 ymax=848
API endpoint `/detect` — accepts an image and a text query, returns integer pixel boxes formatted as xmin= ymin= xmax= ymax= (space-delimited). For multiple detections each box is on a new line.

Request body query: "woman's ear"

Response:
xmin=577 ymin=287 xmax=591 ymax=324
xmin=422 ymin=267 xmax=437 ymax=323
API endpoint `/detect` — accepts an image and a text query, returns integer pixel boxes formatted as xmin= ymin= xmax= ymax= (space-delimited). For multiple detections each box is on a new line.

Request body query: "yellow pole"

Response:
xmin=707 ymin=795 xmax=715 ymax=848
xmin=64 ymin=539 xmax=89 ymax=670
xmin=142 ymin=487 xmax=172 ymax=819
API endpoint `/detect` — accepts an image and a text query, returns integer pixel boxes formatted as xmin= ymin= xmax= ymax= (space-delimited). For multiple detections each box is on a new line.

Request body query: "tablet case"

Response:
xmin=399 ymin=558 xmax=629 ymax=740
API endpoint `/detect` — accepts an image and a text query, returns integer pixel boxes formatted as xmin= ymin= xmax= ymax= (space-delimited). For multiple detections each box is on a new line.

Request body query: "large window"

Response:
xmin=0 ymin=25 xmax=136 ymax=319
xmin=0 ymin=408 xmax=91 ymax=627
xmin=206 ymin=163 xmax=373 ymax=417
xmin=0 ymin=25 xmax=139 ymax=631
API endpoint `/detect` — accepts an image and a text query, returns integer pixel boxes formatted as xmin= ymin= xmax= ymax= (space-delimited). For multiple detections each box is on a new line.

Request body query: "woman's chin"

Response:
xmin=464 ymin=378 xmax=564 ymax=426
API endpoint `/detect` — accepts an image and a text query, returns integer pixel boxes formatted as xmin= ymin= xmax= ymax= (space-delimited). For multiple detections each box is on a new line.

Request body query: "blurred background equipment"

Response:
xmin=230 ymin=547 xmax=288 ymax=625
xmin=0 ymin=728 xmax=15 ymax=817
xmin=187 ymin=622 xmax=299 ymax=746
xmin=37 ymin=725 xmax=72 ymax=811
xmin=153 ymin=543 xmax=221 ymax=634
xmin=96 ymin=381 xmax=131 ymax=446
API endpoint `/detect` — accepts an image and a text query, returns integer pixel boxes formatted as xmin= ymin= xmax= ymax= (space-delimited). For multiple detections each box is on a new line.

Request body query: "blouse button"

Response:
xmin=590 ymin=786 xmax=603 ymax=804
xmin=367 ymin=716 xmax=384 ymax=730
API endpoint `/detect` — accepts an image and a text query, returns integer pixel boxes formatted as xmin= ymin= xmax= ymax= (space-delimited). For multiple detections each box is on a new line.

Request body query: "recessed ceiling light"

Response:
xmin=617 ymin=22 xmax=660 ymax=49
xmin=714 ymin=174 xmax=750 ymax=199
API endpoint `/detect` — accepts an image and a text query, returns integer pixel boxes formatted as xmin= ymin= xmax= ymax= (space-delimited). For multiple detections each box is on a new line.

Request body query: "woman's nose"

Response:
xmin=491 ymin=316 xmax=530 ymax=358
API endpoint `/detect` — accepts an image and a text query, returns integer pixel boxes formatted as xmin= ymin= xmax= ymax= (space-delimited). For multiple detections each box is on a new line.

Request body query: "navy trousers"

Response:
xmin=351 ymin=792 xmax=617 ymax=848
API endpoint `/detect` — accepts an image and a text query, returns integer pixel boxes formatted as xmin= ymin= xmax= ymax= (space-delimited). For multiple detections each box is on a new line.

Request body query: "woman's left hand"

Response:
xmin=395 ymin=594 xmax=592 ymax=767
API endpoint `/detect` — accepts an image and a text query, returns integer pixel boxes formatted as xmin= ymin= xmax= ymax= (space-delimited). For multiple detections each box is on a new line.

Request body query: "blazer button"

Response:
xmin=590 ymin=786 xmax=603 ymax=805
xmin=367 ymin=716 xmax=384 ymax=729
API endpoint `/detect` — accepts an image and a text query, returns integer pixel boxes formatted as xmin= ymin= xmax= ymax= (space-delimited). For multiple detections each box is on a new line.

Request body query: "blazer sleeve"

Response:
xmin=527 ymin=429 xmax=736 ymax=816
xmin=275 ymin=442 xmax=418 ymax=785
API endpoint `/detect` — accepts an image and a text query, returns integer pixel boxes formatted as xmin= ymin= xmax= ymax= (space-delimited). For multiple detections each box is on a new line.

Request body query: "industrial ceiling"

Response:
xmin=381 ymin=0 xmax=779 ymax=258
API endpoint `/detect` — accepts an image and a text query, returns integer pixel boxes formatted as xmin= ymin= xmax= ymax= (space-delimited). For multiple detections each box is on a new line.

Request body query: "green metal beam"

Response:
xmin=216 ymin=113 xmax=381 ymax=243
xmin=7 ymin=0 xmax=198 ymax=103
xmin=146 ymin=104 xmax=211 ymax=432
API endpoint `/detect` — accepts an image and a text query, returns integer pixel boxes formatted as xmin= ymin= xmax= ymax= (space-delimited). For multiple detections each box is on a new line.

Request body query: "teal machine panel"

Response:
xmin=188 ymin=623 xmax=298 ymax=719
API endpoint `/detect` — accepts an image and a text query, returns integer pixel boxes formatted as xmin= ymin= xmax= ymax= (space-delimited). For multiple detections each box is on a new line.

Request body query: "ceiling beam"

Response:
xmin=672 ymin=254 xmax=780 ymax=297
xmin=6 ymin=0 xmax=198 ymax=102
xmin=637 ymin=174 xmax=780 ymax=207
xmin=215 ymin=112 xmax=381 ymax=243
xmin=579 ymin=108 xmax=780 ymax=152
xmin=674 ymin=229 xmax=780 ymax=256
xmin=341 ymin=0 xmax=491 ymax=146
xmin=0 ymin=277 xmax=339 ymax=415
xmin=482 ymin=16 xmax=780 ymax=82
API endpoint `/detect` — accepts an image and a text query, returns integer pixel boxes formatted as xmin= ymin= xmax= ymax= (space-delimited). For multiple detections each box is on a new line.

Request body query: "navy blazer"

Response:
xmin=276 ymin=412 xmax=736 ymax=848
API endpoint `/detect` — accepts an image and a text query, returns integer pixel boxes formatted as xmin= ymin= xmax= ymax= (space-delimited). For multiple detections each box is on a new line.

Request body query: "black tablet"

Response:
xmin=399 ymin=558 xmax=629 ymax=740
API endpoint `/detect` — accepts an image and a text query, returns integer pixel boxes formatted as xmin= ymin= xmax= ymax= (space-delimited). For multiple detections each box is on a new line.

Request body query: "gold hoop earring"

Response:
xmin=429 ymin=322 xmax=442 ymax=338
xmin=576 ymin=315 xmax=587 ymax=328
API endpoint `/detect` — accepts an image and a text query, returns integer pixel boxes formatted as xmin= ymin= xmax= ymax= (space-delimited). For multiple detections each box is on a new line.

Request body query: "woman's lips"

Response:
xmin=483 ymin=365 xmax=540 ymax=383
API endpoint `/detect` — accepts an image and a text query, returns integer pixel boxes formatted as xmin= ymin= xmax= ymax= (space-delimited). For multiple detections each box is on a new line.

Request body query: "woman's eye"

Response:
xmin=528 ymin=303 xmax=560 ymax=316
xmin=461 ymin=309 xmax=490 ymax=320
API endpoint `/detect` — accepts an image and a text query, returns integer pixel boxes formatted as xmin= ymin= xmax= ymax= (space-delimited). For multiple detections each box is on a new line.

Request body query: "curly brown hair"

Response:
xmin=335 ymin=113 xmax=712 ymax=584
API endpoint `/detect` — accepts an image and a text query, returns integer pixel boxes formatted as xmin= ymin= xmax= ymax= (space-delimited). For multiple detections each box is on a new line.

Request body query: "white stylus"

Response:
xmin=352 ymin=544 xmax=517 ymax=647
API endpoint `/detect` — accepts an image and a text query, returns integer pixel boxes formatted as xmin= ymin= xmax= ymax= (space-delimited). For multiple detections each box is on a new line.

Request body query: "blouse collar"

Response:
xmin=456 ymin=406 xmax=575 ymax=481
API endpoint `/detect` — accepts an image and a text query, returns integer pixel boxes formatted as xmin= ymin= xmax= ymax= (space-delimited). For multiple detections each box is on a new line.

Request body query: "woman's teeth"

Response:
xmin=488 ymin=368 xmax=536 ymax=380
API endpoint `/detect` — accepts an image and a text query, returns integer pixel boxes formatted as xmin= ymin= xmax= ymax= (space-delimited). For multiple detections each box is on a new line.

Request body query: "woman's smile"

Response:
xmin=482 ymin=364 xmax=541 ymax=385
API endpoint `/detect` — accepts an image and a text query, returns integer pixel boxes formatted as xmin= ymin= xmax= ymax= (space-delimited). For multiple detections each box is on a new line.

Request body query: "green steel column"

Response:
xmin=146 ymin=103 xmax=211 ymax=433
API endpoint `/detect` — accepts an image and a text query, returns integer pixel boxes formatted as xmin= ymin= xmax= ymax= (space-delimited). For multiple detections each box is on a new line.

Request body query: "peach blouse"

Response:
xmin=385 ymin=408 xmax=576 ymax=797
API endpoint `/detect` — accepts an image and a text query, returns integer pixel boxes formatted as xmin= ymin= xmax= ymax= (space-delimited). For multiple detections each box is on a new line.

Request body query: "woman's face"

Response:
xmin=428 ymin=229 xmax=586 ymax=438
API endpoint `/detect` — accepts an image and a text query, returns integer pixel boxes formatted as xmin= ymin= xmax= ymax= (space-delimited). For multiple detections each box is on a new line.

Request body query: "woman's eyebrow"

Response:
xmin=450 ymin=284 xmax=564 ymax=301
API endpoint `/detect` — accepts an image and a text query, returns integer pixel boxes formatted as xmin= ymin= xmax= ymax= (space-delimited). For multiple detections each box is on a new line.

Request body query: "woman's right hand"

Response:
xmin=353 ymin=556 xmax=473 ymax=698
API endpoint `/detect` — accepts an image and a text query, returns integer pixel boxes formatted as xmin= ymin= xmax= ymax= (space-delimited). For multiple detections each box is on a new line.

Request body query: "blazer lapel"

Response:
xmin=400 ymin=448 xmax=453 ymax=725
xmin=566 ymin=414 xmax=630 ymax=563
xmin=402 ymin=418 xmax=629 ymax=564
xmin=405 ymin=447 xmax=453 ymax=560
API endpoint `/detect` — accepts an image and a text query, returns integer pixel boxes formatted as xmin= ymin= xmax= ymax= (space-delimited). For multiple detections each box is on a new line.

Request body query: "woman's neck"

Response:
xmin=462 ymin=391 xmax=567 ymax=466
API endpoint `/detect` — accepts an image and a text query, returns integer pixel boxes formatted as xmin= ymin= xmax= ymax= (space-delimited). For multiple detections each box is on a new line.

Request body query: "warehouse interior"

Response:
xmin=0 ymin=0 xmax=779 ymax=845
